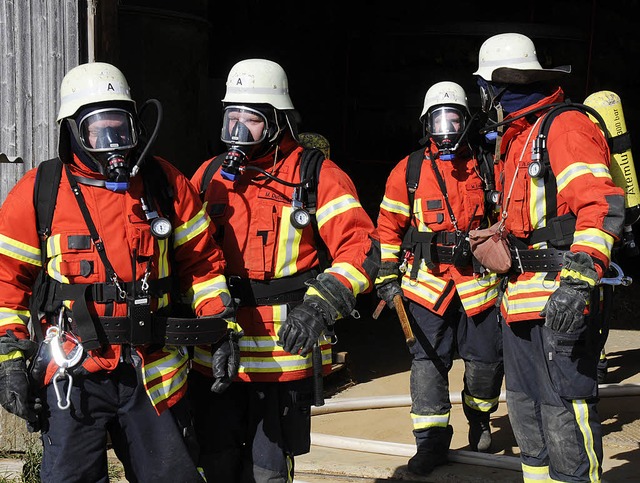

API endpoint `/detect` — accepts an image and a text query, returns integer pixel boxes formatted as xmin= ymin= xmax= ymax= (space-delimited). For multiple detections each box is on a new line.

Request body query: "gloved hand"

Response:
xmin=277 ymin=296 xmax=329 ymax=357
xmin=375 ymin=261 xmax=404 ymax=309
xmin=376 ymin=281 xmax=403 ymax=309
xmin=0 ymin=357 xmax=40 ymax=424
xmin=210 ymin=329 xmax=243 ymax=394
xmin=540 ymin=252 xmax=598 ymax=333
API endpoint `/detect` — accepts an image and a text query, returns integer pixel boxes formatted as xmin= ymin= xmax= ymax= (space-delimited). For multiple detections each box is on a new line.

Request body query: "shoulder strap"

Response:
xmin=140 ymin=157 xmax=174 ymax=219
xmin=299 ymin=148 xmax=330 ymax=270
xmin=537 ymin=101 xmax=611 ymax=218
xmin=406 ymin=148 xmax=424 ymax=217
xmin=199 ymin=153 xmax=227 ymax=199
xmin=34 ymin=158 xmax=63 ymax=243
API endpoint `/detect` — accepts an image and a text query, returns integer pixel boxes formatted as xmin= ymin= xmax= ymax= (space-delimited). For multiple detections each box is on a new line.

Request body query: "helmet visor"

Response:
xmin=221 ymin=106 xmax=268 ymax=146
xmin=78 ymin=108 xmax=137 ymax=152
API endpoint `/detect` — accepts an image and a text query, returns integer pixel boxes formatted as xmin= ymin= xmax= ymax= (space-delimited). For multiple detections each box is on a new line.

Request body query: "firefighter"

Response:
xmin=473 ymin=33 xmax=625 ymax=482
xmin=189 ymin=58 xmax=380 ymax=482
xmin=375 ymin=81 xmax=504 ymax=475
xmin=0 ymin=62 xmax=237 ymax=482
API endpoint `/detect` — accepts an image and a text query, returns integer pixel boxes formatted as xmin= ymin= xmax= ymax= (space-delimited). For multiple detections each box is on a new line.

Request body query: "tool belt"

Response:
xmin=93 ymin=314 xmax=229 ymax=346
xmin=510 ymin=246 xmax=567 ymax=273
xmin=402 ymin=228 xmax=476 ymax=278
xmin=227 ymin=269 xmax=319 ymax=306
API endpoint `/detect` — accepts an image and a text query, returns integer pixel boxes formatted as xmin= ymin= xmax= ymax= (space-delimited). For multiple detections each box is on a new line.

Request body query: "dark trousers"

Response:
xmin=39 ymin=363 xmax=203 ymax=483
xmin=502 ymin=316 xmax=603 ymax=482
xmin=407 ymin=298 xmax=503 ymax=443
xmin=187 ymin=372 xmax=313 ymax=483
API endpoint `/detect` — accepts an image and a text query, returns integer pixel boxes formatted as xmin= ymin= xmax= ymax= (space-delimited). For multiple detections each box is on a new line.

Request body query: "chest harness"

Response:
xmin=400 ymin=148 xmax=486 ymax=280
xmin=199 ymin=148 xmax=330 ymax=307
xmin=29 ymin=157 xmax=228 ymax=353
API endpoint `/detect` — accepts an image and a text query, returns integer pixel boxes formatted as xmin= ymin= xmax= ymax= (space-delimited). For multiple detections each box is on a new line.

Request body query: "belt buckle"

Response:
xmin=513 ymin=246 xmax=524 ymax=274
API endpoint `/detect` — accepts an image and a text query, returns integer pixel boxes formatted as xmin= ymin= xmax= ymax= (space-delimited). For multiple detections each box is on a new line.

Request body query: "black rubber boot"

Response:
xmin=407 ymin=425 xmax=453 ymax=476
xmin=463 ymin=402 xmax=492 ymax=453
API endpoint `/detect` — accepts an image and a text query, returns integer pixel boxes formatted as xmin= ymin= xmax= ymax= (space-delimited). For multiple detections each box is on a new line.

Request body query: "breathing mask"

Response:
xmin=424 ymin=106 xmax=468 ymax=160
xmin=75 ymin=108 xmax=138 ymax=190
xmin=220 ymin=105 xmax=281 ymax=181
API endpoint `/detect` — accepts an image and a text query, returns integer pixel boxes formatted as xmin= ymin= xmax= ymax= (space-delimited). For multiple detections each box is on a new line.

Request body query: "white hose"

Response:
xmin=310 ymin=433 xmax=522 ymax=471
xmin=311 ymin=383 xmax=640 ymax=416
xmin=308 ymin=383 xmax=640 ymax=475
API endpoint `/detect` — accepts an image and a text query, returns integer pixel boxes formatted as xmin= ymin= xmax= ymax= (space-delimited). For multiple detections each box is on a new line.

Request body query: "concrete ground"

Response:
xmin=294 ymin=292 xmax=640 ymax=482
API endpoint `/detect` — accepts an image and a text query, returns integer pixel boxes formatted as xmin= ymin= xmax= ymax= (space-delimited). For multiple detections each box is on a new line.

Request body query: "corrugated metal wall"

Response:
xmin=0 ymin=0 xmax=80 ymax=451
xmin=0 ymin=0 xmax=80 ymax=204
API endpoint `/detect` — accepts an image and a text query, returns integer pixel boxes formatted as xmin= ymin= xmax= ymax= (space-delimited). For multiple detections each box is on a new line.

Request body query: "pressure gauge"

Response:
xmin=528 ymin=160 xmax=546 ymax=178
xmin=291 ymin=208 xmax=311 ymax=229
xmin=150 ymin=217 xmax=173 ymax=239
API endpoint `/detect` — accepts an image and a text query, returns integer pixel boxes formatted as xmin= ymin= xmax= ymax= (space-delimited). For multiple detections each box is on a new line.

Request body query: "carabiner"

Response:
xmin=599 ymin=262 xmax=633 ymax=286
xmin=52 ymin=369 xmax=73 ymax=410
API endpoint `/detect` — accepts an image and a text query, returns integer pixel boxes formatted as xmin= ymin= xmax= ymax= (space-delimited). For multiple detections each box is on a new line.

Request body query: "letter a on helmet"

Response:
xmin=57 ymin=62 xmax=135 ymax=122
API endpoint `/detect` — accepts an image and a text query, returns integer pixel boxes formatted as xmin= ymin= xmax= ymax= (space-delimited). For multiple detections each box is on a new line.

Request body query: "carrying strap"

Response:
xmin=198 ymin=153 xmax=226 ymax=198
xmin=198 ymin=148 xmax=331 ymax=270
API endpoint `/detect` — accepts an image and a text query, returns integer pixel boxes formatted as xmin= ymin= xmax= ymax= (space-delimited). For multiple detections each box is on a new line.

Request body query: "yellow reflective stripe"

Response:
xmin=316 ymin=194 xmax=361 ymax=229
xmin=380 ymin=195 xmax=409 ymax=216
xmin=0 ymin=234 xmax=41 ymax=266
xmin=46 ymin=234 xmax=62 ymax=258
xmin=410 ymin=412 xmax=450 ymax=430
xmin=0 ymin=350 xmax=24 ymax=363
xmin=413 ymin=199 xmax=427 ymax=230
xmin=560 ymin=268 xmax=597 ymax=287
xmin=463 ymin=393 xmax=499 ymax=412
xmin=556 ymin=162 xmax=612 ymax=193
xmin=530 ymin=176 xmax=546 ymax=230
xmin=275 ymin=206 xmax=302 ymax=278
xmin=380 ymin=243 xmax=401 ymax=260
xmin=0 ymin=308 xmax=30 ymax=328
xmin=326 ymin=262 xmax=369 ymax=296
xmin=522 ymin=463 xmax=549 ymax=482
xmin=503 ymin=274 xmax=557 ymax=316
xmin=572 ymin=228 xmax=614 ymax=259
xmin=375 ymin=273 xmax=398 ymax=286
xmin=142 ymin=347 xmax=189 ymax=405
xmin=457 ymin=277 xmax=500 ymax=312
xmin=187 ymin=275 xmax=230 ymax=307
xmin=173 ymin=206 xmax=210 ymax=247
xmin=156 ymin=238 xmax=171 ymax=309
xmin=572 ymin=399 xmax=600 ymax=483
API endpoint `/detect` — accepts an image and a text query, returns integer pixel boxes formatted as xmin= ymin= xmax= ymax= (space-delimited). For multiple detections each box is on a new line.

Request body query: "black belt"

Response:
xmin=95 ymin=315 xmax=228 ymax=346
xmin=227 ymin=270 xmax=318 ymax=306
xmin=510 ymin=247 xmax=567 ymax=272
xmin=55 ymin=278 xmax=173 ymax=304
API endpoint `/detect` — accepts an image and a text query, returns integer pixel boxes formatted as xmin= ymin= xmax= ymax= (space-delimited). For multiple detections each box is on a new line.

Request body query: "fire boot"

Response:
xmin=407 ymin=425 xmax=453 ymax=476
xmin=463 ymin=402 xmax=492 ymax=453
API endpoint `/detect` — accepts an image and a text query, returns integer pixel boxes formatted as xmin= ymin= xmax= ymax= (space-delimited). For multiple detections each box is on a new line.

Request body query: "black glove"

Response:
xmin=0 ymin=358 xmax=40 ymax=423
xmin=375 ymin=261 xmax=404 ymax=309
xmin=376 ymin=281 xmax=403 ymax=309
xmin=210 ymin=329 xmax=243 ymax=394
xmin=540 ymin=252 xmax=598 ymax=333
xmin=277 ymin=297 xmax=329 ymax=357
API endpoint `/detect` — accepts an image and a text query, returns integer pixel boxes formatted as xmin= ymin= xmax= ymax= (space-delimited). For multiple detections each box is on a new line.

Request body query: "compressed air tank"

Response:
xmin=584 ymin=90 xmax=640 ymax=225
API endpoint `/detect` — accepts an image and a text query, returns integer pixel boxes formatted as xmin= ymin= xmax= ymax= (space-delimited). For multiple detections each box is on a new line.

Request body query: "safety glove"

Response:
xmin=278 ymin=273 xmax=356 ymax=357
xmin=210 ymin=328 xmax=243 ymax=394
xmin=540 ymin=251 xmax=598 ymax=333
xmin=375 ymin=261 xmax=404 ymax=309
xmin=209 ymin=302 xmax=242 ymax=394
xmin=0 ymin=333 xmax=40 ymax=424
xmin=278 ymin=297 xmax=329 ymax=357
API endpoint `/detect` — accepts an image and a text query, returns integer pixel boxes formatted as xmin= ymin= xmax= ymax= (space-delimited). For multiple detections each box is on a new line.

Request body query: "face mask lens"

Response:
xmin=427 ymin=107 xmax=464 ymax=150
xmin=221 ymin=106 xmax=268 ymax=146
xmin=78 ymin=109 xmax=137 ymax=152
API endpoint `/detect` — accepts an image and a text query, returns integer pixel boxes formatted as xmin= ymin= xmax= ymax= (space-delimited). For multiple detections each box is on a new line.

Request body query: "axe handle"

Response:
xmin=393 ymin=294 xmax=416 ymax=346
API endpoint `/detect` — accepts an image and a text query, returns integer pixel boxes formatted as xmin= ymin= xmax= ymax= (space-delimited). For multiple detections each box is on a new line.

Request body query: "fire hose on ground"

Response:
xmin=308 ymin=384 xmax=640 ymax=473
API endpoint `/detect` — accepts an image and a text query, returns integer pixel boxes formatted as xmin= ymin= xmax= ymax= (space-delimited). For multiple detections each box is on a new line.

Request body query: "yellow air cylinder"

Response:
xmin=584 ymin=90 xmax=640 ymax=225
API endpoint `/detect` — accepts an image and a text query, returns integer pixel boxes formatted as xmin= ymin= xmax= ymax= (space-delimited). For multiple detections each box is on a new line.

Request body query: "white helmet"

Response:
xmin=57 ymin=62 xmax=135 ymax=121
xmin=221 ymin=59 xmax=294 ymax=110
xmin=420 ymin=81 xmax=469 ymax=121
xmin=473 ymin=33 xmax=570 ymax=84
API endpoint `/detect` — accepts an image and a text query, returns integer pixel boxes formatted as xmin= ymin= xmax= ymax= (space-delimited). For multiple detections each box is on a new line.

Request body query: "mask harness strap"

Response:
xmin=63 ymin=163 xmax=127 ymax=350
